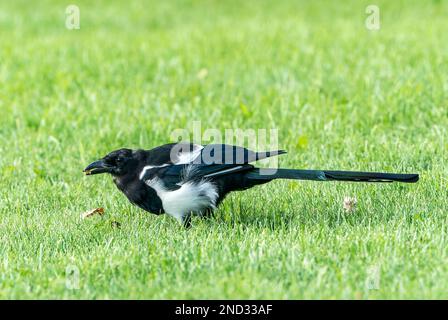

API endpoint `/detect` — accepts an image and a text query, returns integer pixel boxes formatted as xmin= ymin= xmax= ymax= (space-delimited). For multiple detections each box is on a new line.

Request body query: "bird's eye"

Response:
xmin=116 ymin=157 xmax=124 ymax=164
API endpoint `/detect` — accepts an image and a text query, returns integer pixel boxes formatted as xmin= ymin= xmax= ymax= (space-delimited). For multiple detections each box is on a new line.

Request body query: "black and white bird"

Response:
xmin=83 ymin=143 xmax=419 ymax=227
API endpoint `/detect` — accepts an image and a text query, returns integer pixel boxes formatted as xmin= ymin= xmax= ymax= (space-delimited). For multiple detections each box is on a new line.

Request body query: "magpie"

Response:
xmin=84 ymin=142 xmax=419 ymax=227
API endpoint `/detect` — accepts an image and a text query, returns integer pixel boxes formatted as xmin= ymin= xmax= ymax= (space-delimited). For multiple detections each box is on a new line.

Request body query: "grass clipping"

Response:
xmin=343 ymin=197 xmax=357 ymax=213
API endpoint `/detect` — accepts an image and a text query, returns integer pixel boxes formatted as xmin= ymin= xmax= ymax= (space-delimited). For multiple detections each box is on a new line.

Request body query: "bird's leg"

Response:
xmin=199 ymin=208 xmax=215 ymax=220
xmin=180 ymin=213 xmax=192 ymax=229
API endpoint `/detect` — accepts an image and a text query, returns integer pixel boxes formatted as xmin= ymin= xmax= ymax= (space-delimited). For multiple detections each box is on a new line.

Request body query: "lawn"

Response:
xmin=0 ymin=0 xmax=447 ymax=299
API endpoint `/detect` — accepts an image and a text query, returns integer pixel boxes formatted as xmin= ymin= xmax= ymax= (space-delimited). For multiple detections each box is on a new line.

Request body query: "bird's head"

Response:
xmin=83 ymin=148 xmax=138 ymax=177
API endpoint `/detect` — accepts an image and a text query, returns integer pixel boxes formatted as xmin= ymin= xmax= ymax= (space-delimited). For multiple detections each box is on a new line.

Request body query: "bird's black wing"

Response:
xmin=143 ymin=143 xmax=286 ymax=166
xmin=196 ymin=144 xmax=286 ymax=165
xmin=144 ymin=142 xmax=203 ymax=165
xmin=140 ymin=144 xmax=287 ymax=191
xmin=140 ymin=163 xmax=254 ymax=190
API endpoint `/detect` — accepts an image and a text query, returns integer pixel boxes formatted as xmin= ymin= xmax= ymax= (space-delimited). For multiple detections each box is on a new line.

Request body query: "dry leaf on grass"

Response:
xmin=81 ymin=207 xmax=105 ymax=219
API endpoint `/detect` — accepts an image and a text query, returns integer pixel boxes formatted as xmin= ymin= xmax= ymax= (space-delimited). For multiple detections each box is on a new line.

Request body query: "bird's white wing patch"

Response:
xmin=173 ymin=144 xmax=204 ymax=165
xmin=145 ymin=178 xmax=218 ymax=221
xmin=139 ymin=164 xmax=169 ymax=180
xmin=139 ymin=144 xmax=204 ymax=181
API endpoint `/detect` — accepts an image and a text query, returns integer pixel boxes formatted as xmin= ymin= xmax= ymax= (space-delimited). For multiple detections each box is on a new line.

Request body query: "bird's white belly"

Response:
xmin=145 ymin=178 xmax=218 ymax=221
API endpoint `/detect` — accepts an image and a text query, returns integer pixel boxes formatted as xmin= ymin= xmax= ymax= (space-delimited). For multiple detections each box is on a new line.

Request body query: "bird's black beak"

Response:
xmin=83 ymin=160 xmax=113 ymax=175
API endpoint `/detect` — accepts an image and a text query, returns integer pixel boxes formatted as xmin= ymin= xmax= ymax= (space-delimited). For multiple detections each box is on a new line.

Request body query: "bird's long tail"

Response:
xmin=246 ymin=168 xmax=419 ymax=183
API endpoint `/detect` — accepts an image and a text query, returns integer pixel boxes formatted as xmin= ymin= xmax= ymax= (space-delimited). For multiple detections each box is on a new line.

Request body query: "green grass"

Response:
xmin=0 ymin=0 xmax=447 ymax=299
